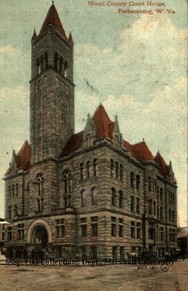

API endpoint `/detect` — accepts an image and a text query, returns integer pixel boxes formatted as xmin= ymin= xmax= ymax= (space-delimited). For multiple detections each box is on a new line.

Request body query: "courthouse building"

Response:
xmin=3 ymin=3 xmax=177 ymax=260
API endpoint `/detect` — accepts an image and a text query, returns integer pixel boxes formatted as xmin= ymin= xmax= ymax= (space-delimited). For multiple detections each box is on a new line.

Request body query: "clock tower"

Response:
xmin=30 ymin=2 xmax=75 ymax=163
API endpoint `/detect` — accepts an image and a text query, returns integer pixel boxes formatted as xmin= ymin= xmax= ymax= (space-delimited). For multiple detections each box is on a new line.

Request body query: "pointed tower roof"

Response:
xmin=31 ymin=28 xmax=37 ymax=40
xmin=154 ymin=151 xmax=169 ymax=176
xmin=68 ymin=32 xmax=74 ymax=45
xmin=38 ymin=2 xmax=67 ymax=40
xmin=84 ymin=113 xmax=96 ymax=133
xmin=10 ymin=150 xmax=18 ymax=167
xmin=16 ymin=141 xmax=31 ymax=171
xmin=113 ymin=115 xmax=120 ymax=135
xmin=92 ymin=104 xmax=114 ymax=139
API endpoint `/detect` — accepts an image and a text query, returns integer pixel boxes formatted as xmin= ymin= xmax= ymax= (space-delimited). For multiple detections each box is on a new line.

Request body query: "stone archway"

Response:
xmin=27 ymin=219 xmax=52 ymax=246
xmin=32 ymin=225 xmax=48 ymax=248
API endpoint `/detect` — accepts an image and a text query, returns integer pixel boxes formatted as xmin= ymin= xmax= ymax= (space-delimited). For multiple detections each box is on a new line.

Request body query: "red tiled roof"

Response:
xmin=154 ymin=151 xmax=169 ymax=176
xmin=92 ymin=104 xmax=114 ymax=139
xmin=38 ymin=3 xmax=67 ymax=39
xmin=17 ymin=141 xmax=31 ymax=171
xmin=60 ymin=132 xmax=83 ymax=157
xmin=132 ymin=141 xmax=154 ymax=162
xmin=123 ymin=140 xmax=135 ymax=156
xmin=123 ymin=140 xmax=154 ymax=162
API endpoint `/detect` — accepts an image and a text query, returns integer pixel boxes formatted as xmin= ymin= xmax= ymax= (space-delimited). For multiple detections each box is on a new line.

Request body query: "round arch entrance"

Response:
xmin=32 ymin=225 xmax=48 ymax=248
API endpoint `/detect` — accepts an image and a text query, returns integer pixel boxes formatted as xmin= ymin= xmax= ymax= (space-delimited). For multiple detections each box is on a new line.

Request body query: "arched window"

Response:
xmin=111 ymin=188 xmax=116 ymax=206
xmin=93 ymin=159 xmax=98 ymax=177
xmin=81 ymin=190 xmax=87 ymax=207
xmin=160 ymin=188 xmax=163 ymax=202
xmin=14 ymin=204 xmax=18 ymax=216
xmin=120 ymin=164 xmax=123 ymax=181
xmin=40 ymin=55 xmax=43 ymax=72
xmin=44 ymin=51 xmax=48 ymax=69
xmin=16 ymin=184 xmax=19 ymax=196
xmin=148 ymin=177 xmax=152 ymax=191
xmin=153 ymin=201 xmax=156 ymax=215
xmin=110 ymin=159 xmax=114 ymax=177
xmin=12 ymin=185 xmax=15 ymax=197
xmin=8 ymin=186 xmax=11 ymax=196
xmin=86 ymin=161 xmax=91 ymax=179
xmin=36 ymin=173 xmax=44 ymax=196
xmin=169 ymin=209 xmax=172 ymax=221
xmin=59 ymin=56 xmax=63 ymax=73
xmin=54 ymin=52 xmax=59 ymax=70
xmin=62 ymin=169 xmax=72 ymax=194
xmin=119 ymin=190 xmax=123 ymax=208
xmin=36 ymin=173 xmax=44 ymax=212
xmin=80 ymin=163 xmax=84 ymax=180
xmin=91 ymin=187 xmax=98 ymax=206
xmin=8 ymin=206 xmax=12 ymax=219
xmin=64 ymin=60 xmax=68 ymax=77
xmin=160 ymin=206 xmax=163 ymax=219
xmin=130 ymin=172 xmax=134 ymax=188
xmin=136 ymin=175 xmax=140 ymax=190
xmin=148 ymin=199 xmax=152 ymax=215
xmin=115 ymin=162 xmax=119 ymax=179
xmin=172 ymin=211 xmax=175 ymax=222
xmin=36 ymin=58 xmax=40 ymax=74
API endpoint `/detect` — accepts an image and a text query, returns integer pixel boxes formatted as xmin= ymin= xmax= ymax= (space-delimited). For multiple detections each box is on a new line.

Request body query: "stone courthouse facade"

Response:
xmin=4 ymin=3 xmax=177 ymax=260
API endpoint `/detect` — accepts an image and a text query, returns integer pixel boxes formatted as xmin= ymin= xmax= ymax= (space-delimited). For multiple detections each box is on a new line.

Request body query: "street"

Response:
xmin=0 ymin=260 xmax=187 ymax=291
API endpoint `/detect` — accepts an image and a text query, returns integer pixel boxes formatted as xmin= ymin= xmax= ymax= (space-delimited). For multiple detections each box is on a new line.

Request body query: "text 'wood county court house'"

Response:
xmin=3 ymin=2 xmax=177 ymax=261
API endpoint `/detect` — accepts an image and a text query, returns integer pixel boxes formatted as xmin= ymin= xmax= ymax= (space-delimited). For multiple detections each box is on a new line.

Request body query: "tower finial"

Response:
xmin=52 ymin=1 xmax=54 ymax=4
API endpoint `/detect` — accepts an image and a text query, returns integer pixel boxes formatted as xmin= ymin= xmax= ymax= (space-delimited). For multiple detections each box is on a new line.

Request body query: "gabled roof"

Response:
xmin=92 ymin=104 xmax=114 ymax=139
xmin=60 ymin=132 xmax=83 ymax=157
xmin=154 ymin=151 xmax=169 ymax=176
xmin=38 ymin=2 xmax=67 ymax=39
xmin=16 ymin=140 xmax=31 ymax=171
xmin=5 ymin=141 xmax=31 ymax=176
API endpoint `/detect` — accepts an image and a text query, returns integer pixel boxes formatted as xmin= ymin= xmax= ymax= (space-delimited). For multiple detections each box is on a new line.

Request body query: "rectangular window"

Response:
xmin=111 ymin=217 xmax=116 ymax=237
xmin=119 ymin=218 xmax=123 ymax=237
xmin=56 ymin=219 xmax=65 ymax=238
xmin=130 ymin=196 xmax=134 ymax=212
xmin=91 ymin=217 xmax=98 ymax=237
xmin=160 ymin=227 xmax=164 ymax=241
xmin=136 ymin=222 xmax=141 ymax=239
xmin=160 ymin=207 xmax=163 ymax=219
xmin=131 ymin=221 xmax=135 ymax=238
xmin=17 ymin=223 xmax=24 ymax=240
xmin=136 ymin=197 xmax=140 ymax=213
xmin=81 ymin=224 xmax=87 ymax=237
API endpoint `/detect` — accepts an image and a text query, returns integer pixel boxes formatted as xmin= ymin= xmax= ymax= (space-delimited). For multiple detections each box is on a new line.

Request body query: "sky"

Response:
xmin=0 ymin=0 xmax=187 ymax=226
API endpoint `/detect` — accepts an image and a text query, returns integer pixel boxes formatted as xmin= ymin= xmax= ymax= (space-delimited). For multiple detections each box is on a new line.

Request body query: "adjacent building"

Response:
xmin=3 ymin=3 xmax=177 ymax=260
